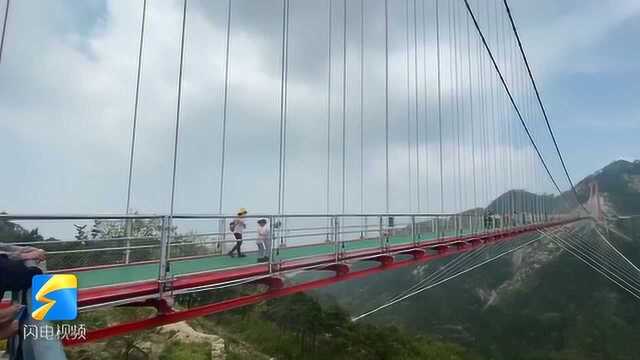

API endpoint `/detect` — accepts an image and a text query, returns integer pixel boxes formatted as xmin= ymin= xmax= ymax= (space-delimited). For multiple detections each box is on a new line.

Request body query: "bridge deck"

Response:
xmin=73 ymin=226 xmax=528 ymax=308
xmin=72 ymin=229 xmax=465 ymax=290
xmin=62 ymin=219 xmax=581 ymax=346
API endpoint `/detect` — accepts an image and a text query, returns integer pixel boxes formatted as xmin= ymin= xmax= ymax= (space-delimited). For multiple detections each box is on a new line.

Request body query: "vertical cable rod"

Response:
xmin=341 ymin=0 xmax=347 ymax=215
xmin=405 ymin=0 xmax=413 ymax=212
xmin=360 ymin=0 xmax=365 ymax=217
xmin=326 ymin=0 xmax=333 ymax=216
xmin=218 ymin=0 xmax=232 ymax=215
xmin=277 ymin=0 xmax=290 ymax=215
xmin=421 ymin=0 xmax=430 ymax=212
xmin=413 ymin=0 xmax=421 ymax=212
xmin=435 ymin=0 xmax=443 ymax=215
xmin=125 ymin=0 xmax=148 ymax=215
xmin=169 ymin=0 xmax=189 ymax=218
xmin=384 ymin=0 xmax=390 ymax=213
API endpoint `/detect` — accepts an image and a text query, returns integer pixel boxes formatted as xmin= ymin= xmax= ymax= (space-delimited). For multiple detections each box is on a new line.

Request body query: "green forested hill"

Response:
xmin=319 ymin=160 xmax=640 ymax=360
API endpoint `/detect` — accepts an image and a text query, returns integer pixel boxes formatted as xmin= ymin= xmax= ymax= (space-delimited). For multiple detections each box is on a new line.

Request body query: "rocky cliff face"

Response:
xmin=474 ymin=160 xmax=640 ymax=307
xmin=320 ymin=159 xmax=640 ymax=359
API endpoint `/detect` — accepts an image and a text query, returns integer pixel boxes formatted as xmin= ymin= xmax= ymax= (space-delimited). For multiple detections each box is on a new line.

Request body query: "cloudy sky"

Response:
xmin=1 ymin=0 xmax=638 ymax=221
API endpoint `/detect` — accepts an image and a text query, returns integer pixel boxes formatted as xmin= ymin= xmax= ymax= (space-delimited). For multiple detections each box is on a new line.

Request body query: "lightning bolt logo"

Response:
xmin=32 ymin=274 xmax=77 ymax=321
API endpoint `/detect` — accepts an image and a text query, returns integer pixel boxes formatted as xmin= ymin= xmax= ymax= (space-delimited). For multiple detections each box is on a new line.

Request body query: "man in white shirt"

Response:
xmin=256 ymin=218 xmax=271 ymax=263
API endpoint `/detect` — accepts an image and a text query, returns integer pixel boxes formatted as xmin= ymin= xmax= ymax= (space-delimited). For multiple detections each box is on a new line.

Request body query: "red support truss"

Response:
xmin=62 ymin=219 xmax=579 ymax=346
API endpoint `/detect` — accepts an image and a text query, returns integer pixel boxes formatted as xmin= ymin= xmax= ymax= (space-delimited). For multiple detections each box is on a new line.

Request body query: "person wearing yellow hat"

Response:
xmin=228 ymin=208 xmax=248 ymax=257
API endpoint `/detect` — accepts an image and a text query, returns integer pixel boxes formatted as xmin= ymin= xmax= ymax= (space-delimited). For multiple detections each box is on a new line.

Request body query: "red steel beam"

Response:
xmin=63 ymin=219 xmax=579 ymax=346
xmin=76 ymin=221 xmax=566 ymax=308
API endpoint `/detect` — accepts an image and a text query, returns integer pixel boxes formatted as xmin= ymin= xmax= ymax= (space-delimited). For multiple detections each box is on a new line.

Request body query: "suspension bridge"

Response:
xmin=1 ymin=0 xmax=639 ymax=357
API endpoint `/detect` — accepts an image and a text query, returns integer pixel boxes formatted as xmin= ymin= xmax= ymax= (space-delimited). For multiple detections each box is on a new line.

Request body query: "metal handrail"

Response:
xmin=1 ymin=212 xmax=483 ymax=221
xmin=1 ymin=213 xmax=569 ymax=304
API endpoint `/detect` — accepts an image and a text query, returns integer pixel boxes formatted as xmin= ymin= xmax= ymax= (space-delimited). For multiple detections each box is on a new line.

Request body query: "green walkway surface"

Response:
xmin=75 ymin=229 xmax=472 ymax=290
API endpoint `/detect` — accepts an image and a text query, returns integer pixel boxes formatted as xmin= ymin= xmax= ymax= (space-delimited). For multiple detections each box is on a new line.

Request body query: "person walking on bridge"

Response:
xmin=228 ymin=208 xmax=247 ymax=258
xmin=256 ymin=218 xmax=271 ymax=263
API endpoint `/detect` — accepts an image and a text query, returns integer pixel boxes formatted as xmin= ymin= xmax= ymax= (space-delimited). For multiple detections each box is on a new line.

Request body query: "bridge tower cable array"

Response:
xmin=462 ymin=0 xmax=567 ymax=207
xmin=502 ymin=0 xmax=588 ymax=215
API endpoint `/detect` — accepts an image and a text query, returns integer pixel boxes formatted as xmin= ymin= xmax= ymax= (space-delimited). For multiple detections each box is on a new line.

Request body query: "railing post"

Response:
xmin=326 ymin=217 xmax=331 ymax=243
xmin=125 ymin=218 xmax=132 ymax=264
xmin=281 ymin=217 xmax=288 ymax=248
xmin=268 ymin=215 xmax=275 ymax=273
xmin=333 ymin=216 xmax=340 ymax=263
xmin=363 ymin=216 xmax=368 ymax=239
xmin=217 ymin=218 xmax=225 ymax=255
xmin=411 ymin=215 xmax=417 ymax=245
xmin=379 ymin=216 xmax=384 ymax=250
xmin=158 ymin=216 xmax=171 ymax=301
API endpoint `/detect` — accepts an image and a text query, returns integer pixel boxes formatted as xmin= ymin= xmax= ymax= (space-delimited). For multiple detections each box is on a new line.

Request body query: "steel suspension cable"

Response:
xmin=547 ymin=228 xmax=640 ymax=294
xmin=461 ymin=0 xmax=569 ymax=208
xmin=493 ymin=0 xmax=504 ymax=221
xmin=413 ymin=0 xmax=421 ymax=212
xmin=353 ymin=231 xmax=550 ymax=321
xmin=125 ymin=0 xmax=148 ymax=215
xmin=360 ymin=0 xmax=365 ymax=218
xmin=281 ymin=0 xmax=291 ymax=224
xmin=397 ymin=226 xmax=564 ymax=302
xmin=406 ymin=0 xmax=413 ymax=212
xmin=560 ymin=227 xmax=640 ymax=288
xmin=559 ymin=225 xmax=640 ymax=286
xmin=326 ymin=0 xmax=333 ymax=216
xmin=466 ymin=14 xmax=478 ymax=222
xmin=541 ymin=229 xmax=640 ymax=300
xmin=502 ymin=8 xmax=515 ymax=224
xmin=376 ymin=235 xmax=532 ymax=320
xmin=421 ymin=0 xmax=430 ymax=212
xmin=477 ymin=30 xmax=489 ymax=219
xmin=341 ymin=0 xmax=347 ymax=215
xmin=549 ymin=234 xmax=640 ymax=300
xmin=218 ymin=0 xmax=232 ymax=215
xmin=398 ymin=242 xmax=492 ymax=298
xmin=0 ymin=0 xmax=9 ymax=65
xmin=384 ymin=0 xmax=390 ymax=213
xmin=574 ymin=225 xmax=640 ymax=287
xmin=593 ymin=225 xmax=640 ymax=275
xmin=488 ymin=1 xmax=499 ymax=219
xmin=408 ymin=230 xmax=557 ymax=301
xmin=502 ymin=0 xmax=588 ymax=215
xmin=277 ymin=0 xmax=290 ymax=215
xmin=452 ymin=0 xmax=463 ymax=221
xmin=169 ymin=0 xmax=189 ymax=218
xmin=435 ymin=0 xmax=444 ymax=216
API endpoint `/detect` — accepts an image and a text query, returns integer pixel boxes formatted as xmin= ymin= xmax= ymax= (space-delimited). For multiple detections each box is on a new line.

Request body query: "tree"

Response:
xmin=74 ymin=225 xmax=88 ymax=242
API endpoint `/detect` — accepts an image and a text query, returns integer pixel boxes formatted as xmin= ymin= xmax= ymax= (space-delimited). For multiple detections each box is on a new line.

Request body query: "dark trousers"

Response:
xmin=229 ymin=233 xmax=243 ymax=256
